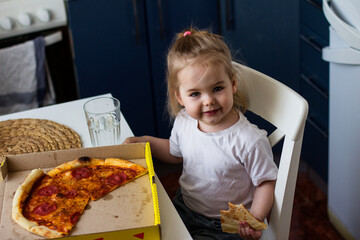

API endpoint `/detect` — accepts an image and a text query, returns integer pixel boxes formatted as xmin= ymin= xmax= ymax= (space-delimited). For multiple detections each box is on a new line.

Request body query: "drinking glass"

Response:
xmin=83 ymin=97 xmax=121 ymax=147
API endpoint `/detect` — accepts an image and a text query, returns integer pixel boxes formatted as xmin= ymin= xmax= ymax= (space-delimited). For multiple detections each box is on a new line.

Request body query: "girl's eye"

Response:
xmin=190 ymin=92 xmax=200 ymax=97
xmin=213 ymin=86 xmax=223 ymax=92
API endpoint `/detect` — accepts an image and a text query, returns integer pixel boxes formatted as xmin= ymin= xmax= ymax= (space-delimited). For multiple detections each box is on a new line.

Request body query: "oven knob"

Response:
xmin=18 ymin=13 xmax=32 ymax=27
xmin=0 ymin=17 xmax=14 ymax=30
xmin=37 ymin=9 xmax=51 ymax=23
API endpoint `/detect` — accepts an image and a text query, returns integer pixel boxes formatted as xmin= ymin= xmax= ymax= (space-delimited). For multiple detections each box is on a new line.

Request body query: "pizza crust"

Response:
xmin=47 ymin=157 xmax=147 ymax=177
xmin=47 ymin=156 xmax=97 ymax=177
xmin=12 ymin=169 xmax=44 ymax=230
xmin=12 ymin=169 xmax=65 ymax=238
xmin=220 ymin=202 xmax=267 ymax=233
xmin=29 ymin=225 xmax=64 ymax=239
xmin=105 ymin=158 xmax=148 ymax=176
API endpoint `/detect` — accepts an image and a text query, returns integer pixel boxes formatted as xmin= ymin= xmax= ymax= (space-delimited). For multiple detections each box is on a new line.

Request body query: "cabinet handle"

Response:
xmin=157 ymin=0 xmax=165 ymax=40
xmin=305 ymin=0 xmax=322 ymax=10
xmin=301 ymin=74 xmax=329 ymax=100
xmin=225 ymin=0 xmax=233 ymax=30
xmin=132 ymin=0 xmax=141 ymax=45
xmin=307 ymin=116 xmax=328 ymax=139
xmin=217 ymin=0 xmax=223 ymax=35
xmin=300 ymin=34 xmax=322 ymax=53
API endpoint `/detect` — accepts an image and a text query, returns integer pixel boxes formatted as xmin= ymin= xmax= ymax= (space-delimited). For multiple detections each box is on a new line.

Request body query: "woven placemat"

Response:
xmin=0 ymin=119 xmax=82 ymax=161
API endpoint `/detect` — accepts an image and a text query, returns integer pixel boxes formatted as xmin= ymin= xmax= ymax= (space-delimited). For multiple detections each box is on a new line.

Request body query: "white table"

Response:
xmin=0 ymin=93 xmax=192 ymax=240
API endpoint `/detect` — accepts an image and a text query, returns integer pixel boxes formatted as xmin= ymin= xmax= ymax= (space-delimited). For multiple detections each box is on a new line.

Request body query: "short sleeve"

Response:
xmin=244 ymin=136 xmax=278 ymax=186
xmin=169 ymin=116 xmax=183 ymax=158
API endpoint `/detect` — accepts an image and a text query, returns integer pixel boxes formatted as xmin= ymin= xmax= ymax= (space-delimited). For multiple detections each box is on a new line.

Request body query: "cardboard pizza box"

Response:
xmin=0 ymin=142 xmax=161 ymax=240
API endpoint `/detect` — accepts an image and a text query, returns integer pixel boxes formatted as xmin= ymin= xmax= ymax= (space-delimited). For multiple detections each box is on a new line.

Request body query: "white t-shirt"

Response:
xmin=169 ymin=110 xmax=278 ymax=218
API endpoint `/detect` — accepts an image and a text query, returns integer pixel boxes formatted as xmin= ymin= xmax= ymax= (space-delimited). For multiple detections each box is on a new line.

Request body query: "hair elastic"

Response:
xmin=183 ymin=31 xmax=191 ymax=36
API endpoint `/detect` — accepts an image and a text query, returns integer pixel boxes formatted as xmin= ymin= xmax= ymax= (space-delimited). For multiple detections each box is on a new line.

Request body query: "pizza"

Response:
xmin=12 ymin=156 xmax=148 ymax=239
xmin=220 ymin=202 xmax=267 ymax=233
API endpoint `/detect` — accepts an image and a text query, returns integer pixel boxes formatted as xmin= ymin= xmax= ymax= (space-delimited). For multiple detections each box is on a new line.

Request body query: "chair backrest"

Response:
xmin=233 ymin=62 xmax=308 ymax=240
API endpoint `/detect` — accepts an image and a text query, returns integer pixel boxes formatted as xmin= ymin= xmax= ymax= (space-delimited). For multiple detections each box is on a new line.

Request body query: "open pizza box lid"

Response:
xmin=0 ymin=142 xmax=161 ymax=239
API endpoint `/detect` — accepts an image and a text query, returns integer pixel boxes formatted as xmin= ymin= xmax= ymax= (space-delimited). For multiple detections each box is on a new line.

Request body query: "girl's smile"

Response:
xmin=203 ymin=109 xmax=219 ymax=116
xmin=175 ymin=63 xmax=239 ymax=133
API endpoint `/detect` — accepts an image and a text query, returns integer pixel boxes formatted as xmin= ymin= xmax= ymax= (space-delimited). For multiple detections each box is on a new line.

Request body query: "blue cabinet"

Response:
xmin=299 ymin=0 xmax=329 ymax=182
xmin=66 ymin=0 xmax=219 ymax=137
xmin=219 ymin=0 xmax=300 ymax=91
xmin=66 ymin=0 xmax=155 ymax=136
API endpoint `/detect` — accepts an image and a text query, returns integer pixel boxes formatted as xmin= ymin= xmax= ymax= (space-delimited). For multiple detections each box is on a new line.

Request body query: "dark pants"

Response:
xmin=172 ymin=190 xmax=242 ymax=240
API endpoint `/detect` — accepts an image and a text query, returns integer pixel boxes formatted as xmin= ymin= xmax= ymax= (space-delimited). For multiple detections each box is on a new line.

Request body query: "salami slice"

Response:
xmin=70 ymin=212 xmax=81 ymax=224
xmin=71 ymin=167 xmax=92 ymax=180
xmin=33 ymin=203 xmax=57 ymax=216
xmin=106 ymin=172 xmax=127 ymax=186
xmin=65 ymin=189 xmax=78 ymax=199
xmin=37 ymin=186 xmax=58 ymax=196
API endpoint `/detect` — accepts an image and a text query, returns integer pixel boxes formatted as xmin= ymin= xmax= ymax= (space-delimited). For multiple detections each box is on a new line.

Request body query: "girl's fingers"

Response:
xmin=238 ymin=221 xmax=262 ymax=240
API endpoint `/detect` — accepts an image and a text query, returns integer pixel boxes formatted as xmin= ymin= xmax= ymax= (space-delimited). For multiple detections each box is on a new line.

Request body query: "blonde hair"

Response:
xmin=166 ymin=28 xmax=247 ymax=118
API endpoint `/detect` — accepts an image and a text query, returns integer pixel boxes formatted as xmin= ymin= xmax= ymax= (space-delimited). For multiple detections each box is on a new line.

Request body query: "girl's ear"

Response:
xmin=175 ymin=90 xmax=184 ymax=106
xmin=232 ymin=77 xmax=238 ymax=94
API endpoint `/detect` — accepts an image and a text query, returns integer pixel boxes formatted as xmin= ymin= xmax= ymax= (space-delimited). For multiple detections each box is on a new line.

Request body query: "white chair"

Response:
xmin=233 ymin=62 xmax=309 ymax=240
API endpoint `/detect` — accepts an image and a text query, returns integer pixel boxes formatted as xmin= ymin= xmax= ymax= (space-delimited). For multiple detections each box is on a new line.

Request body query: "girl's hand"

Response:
xmin=123 ymin=136 xmax=182 ymax=164
xmin=238 ymin=221 xmax=262 ymax=240
xmin=123 ymin=136 xmax=146 ymax=144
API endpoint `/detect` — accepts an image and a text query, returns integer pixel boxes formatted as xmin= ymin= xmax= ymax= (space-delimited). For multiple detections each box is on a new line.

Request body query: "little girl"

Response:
xmin=124 ymin=28 xmax=278 ymax=240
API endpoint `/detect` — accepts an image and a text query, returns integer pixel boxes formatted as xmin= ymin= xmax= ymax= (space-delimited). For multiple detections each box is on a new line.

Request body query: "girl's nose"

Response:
xmin=203 ymin=94 xmax=215 ymax=106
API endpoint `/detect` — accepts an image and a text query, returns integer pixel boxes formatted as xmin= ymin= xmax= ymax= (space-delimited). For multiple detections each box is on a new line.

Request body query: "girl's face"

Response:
xmin=175 ymin=63 xmax=238 ymax=133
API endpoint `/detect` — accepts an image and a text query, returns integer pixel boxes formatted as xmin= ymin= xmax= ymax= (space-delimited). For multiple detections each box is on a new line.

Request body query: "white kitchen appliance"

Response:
xmin=0 ymin=0 xmax=66 ymax=40
xmin=322 ymin=0 xmax=360 ymax=239
xmin=0 ymin=0 xmax=78 ymax=106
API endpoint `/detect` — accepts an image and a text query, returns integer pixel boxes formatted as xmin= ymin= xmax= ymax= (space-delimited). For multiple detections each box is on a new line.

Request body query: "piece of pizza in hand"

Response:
xmin=220 ymin=202 xmax=267 ymax=233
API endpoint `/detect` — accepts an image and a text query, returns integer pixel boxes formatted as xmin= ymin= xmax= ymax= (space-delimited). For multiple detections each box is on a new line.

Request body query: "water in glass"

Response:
xmin=88 ymin=113 xmax=121 ymax=147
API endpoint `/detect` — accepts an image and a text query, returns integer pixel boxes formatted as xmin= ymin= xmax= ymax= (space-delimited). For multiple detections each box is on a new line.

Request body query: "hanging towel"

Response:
xmin=0 ymin=36 xmax=55 ymax=115
xmin=34 ymin=37 xmax=56 ymax=107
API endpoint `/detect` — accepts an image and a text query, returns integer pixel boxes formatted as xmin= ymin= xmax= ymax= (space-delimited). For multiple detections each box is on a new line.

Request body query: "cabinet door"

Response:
xmin=145 ymin=0 xmax=220 ymax=138
xmin=219 ymin=0 xmax=300 ymax=91
xmin=299 ymin=0 xmax=329 ymax=182
xmin=66 ymin=0 xmax=156 ymax=136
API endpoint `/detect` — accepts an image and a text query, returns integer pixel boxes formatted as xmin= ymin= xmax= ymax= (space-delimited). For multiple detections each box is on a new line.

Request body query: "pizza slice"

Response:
xmin=220 ymin=202 xmax=267 ymax=233
xmin=47 ymin=156 xmax=148 ymax=200
xmin=12 ymin=157 xmax=148 ymax=239
xmin=12 ymin=169 xmax=90 ymax=238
